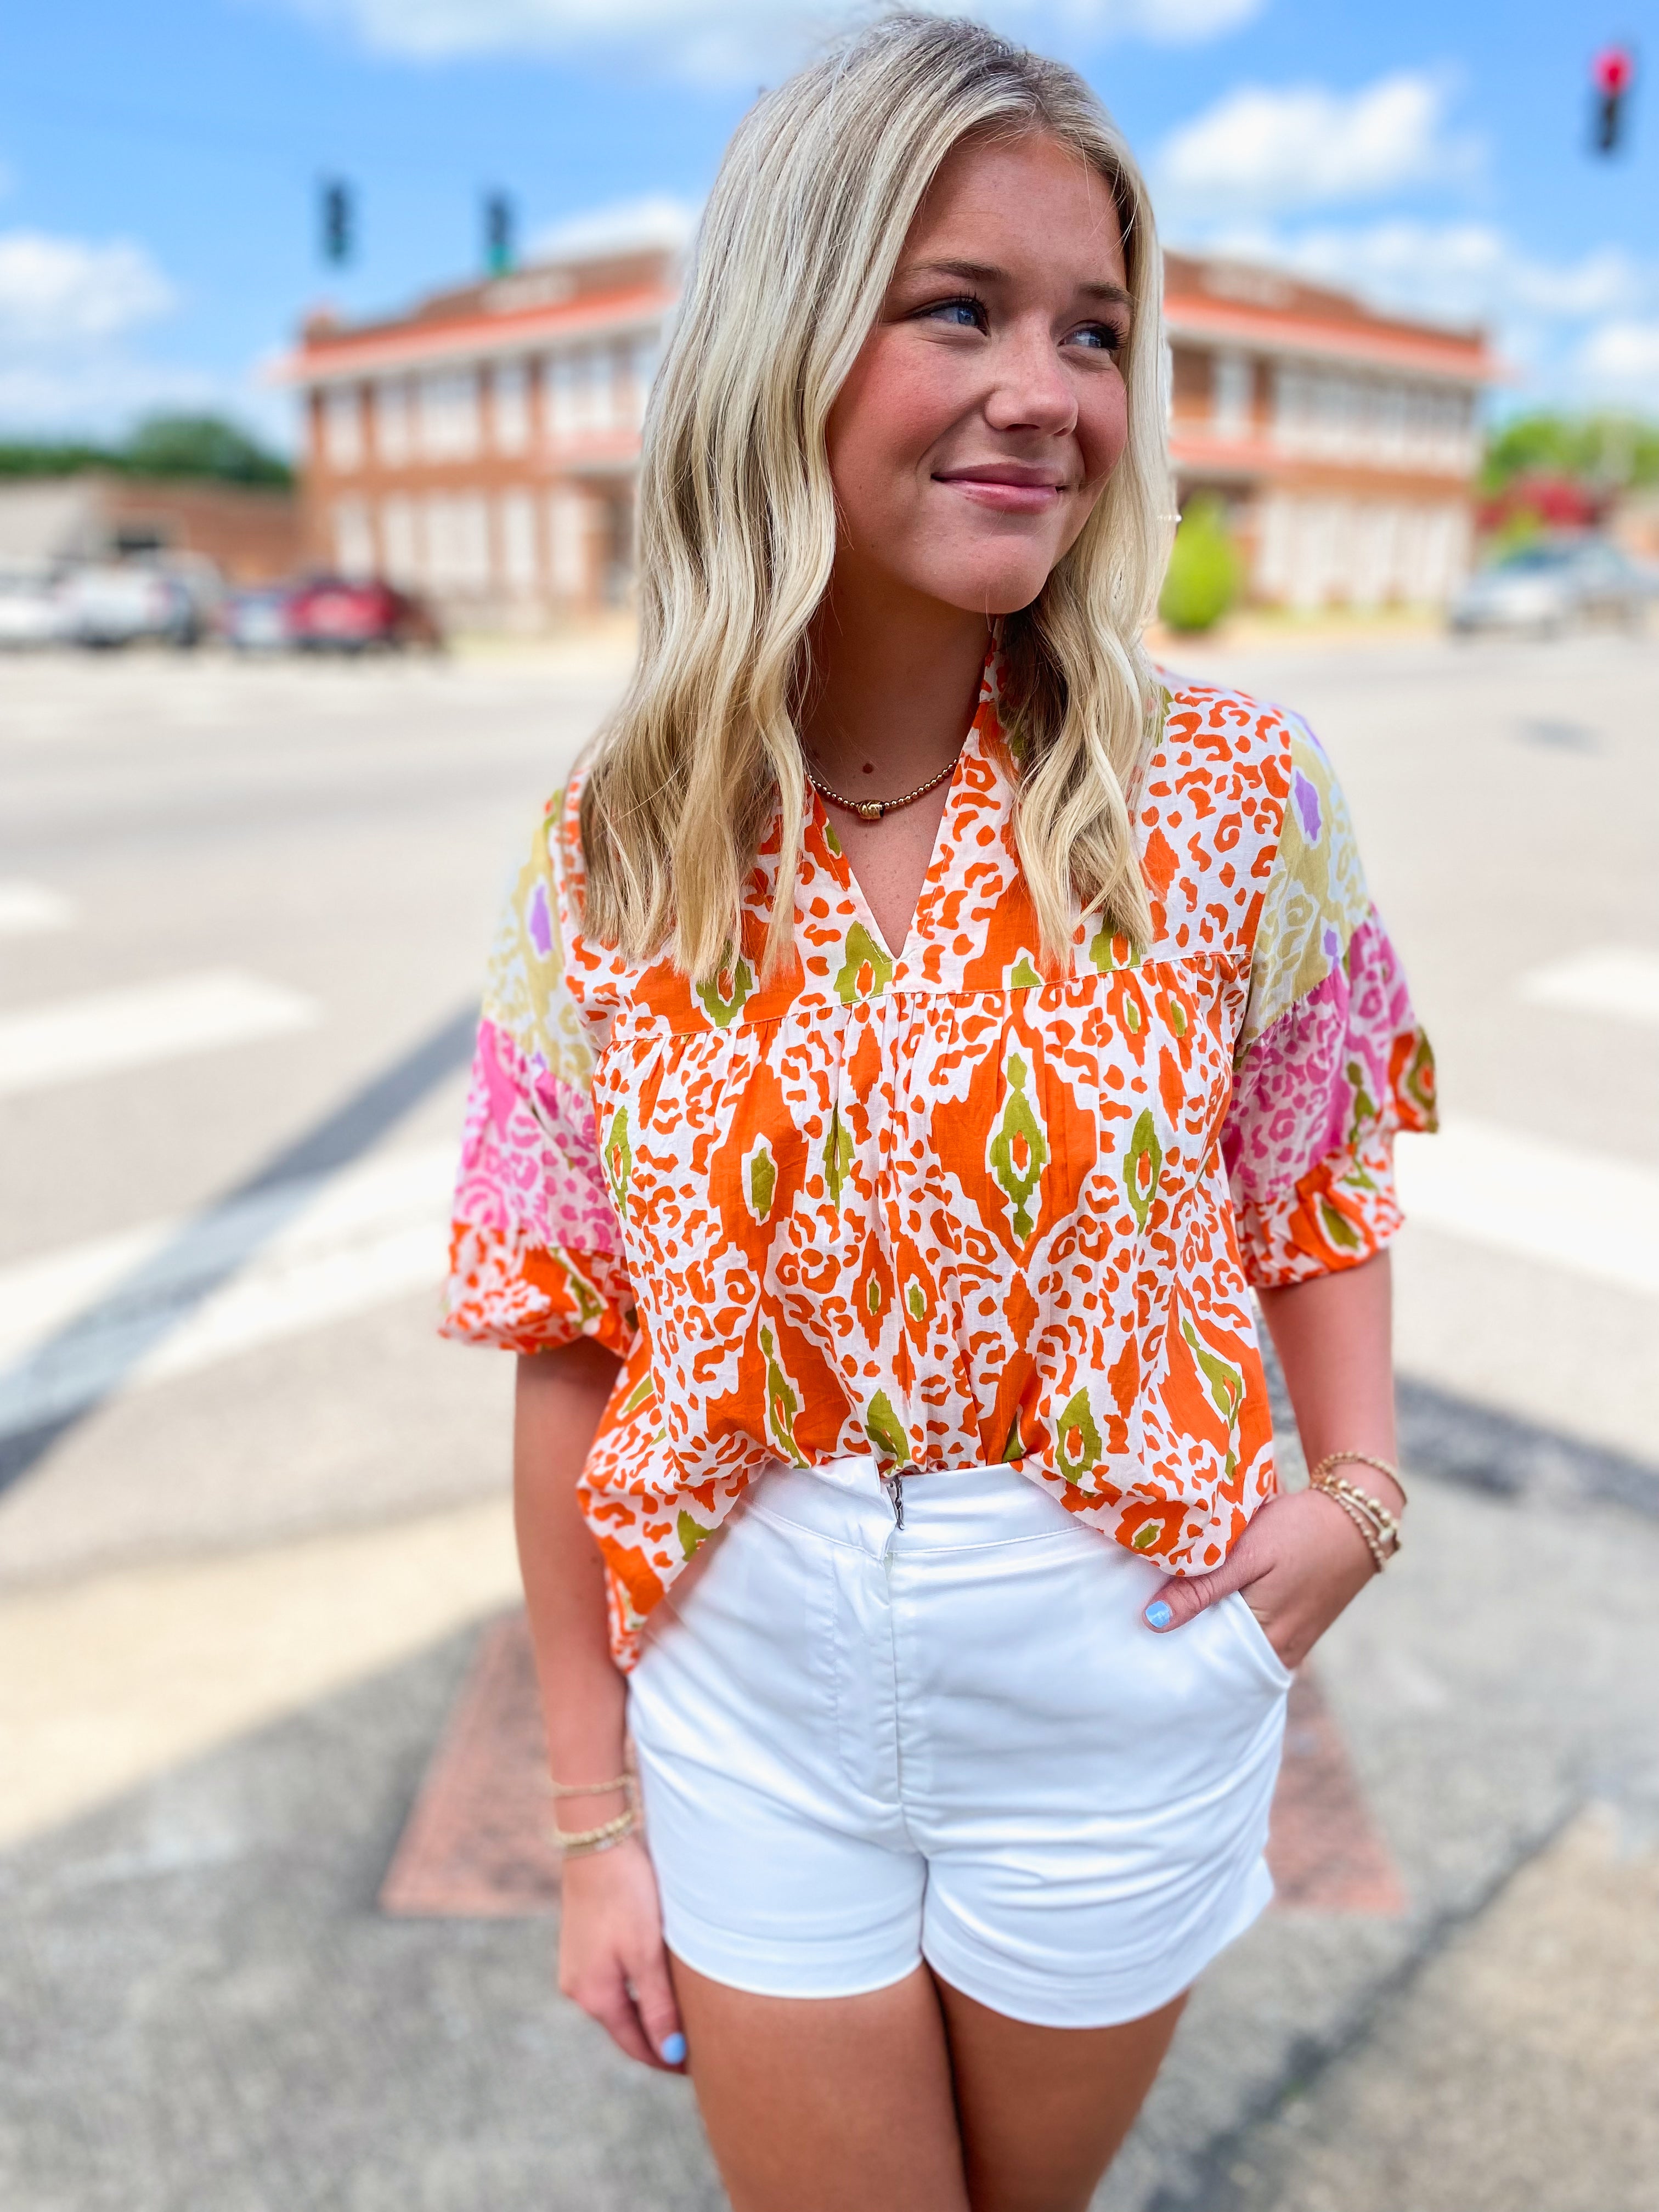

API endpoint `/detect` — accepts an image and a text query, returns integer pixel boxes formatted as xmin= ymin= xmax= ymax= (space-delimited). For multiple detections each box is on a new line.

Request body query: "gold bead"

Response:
xmin=859 ymin=801 xmax=884 ymax=821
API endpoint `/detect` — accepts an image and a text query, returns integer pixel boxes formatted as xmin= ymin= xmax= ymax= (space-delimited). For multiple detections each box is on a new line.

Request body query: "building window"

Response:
xmin=323 ymin=387 xmax=363 ymax=471
xmin=498 ymin=490 xmax=538 ymax=594
xmin=493 ymin=363 xmax=531 ymax=455
xmin=1211 ymin=352 xmax=1252 ymax=442
xmin=332 ymin=497 xmax=375 ymax=579
xmin=425 ymin=493 xmax=490 ymax=591
xmin=417 ymin=371 xmax=481 ymax=461
xmin=381 ymin=496 xmax=419 ymax=586
xmin=376 ymin=382 xmax=411 ymax=468
xmin=628 ymin=334 xmax=658 ymax=427
xmin=547 ymin=486 xmax=588 ymax=599
xmin=546 ymin=352 xmax=579 ymax=443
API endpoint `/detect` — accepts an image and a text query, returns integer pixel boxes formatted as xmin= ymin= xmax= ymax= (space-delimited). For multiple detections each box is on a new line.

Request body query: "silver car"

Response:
xmin=1450 ymin=538 xmax=1655 ymax=637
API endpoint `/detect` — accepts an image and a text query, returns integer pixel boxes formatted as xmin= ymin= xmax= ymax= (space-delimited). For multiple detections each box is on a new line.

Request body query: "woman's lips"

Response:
xmin=934 ymin=469 xmax=1068 ymax=515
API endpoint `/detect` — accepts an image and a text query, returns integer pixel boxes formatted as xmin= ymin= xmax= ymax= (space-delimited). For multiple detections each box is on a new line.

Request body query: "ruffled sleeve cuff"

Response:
xmin=1223 ymin=909 xmax=1437 ymax=1288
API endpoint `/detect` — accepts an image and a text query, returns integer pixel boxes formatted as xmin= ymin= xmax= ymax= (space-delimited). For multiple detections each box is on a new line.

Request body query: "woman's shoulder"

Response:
xmin=1150 ymin=667 xmax=1307 ymax=790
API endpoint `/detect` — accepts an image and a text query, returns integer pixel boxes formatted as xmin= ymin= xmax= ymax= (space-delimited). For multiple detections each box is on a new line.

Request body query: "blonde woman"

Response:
xmin=443 ymin=16 xmax=1434 ymax=2208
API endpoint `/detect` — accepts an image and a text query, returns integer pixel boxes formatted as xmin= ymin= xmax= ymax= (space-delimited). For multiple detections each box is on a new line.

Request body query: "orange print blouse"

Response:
xmin=443 ymin=661 xmax=1436 ymax=1664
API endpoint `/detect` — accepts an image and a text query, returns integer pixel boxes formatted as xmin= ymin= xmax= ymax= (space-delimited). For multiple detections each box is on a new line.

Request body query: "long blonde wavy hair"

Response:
xmin=579 ymin=11 xmax=1173 ymax=980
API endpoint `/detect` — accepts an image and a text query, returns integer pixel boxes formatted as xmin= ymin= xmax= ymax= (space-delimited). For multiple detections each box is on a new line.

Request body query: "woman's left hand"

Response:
xmin=1142 ymin=1487 xmax=1381 ymax=1673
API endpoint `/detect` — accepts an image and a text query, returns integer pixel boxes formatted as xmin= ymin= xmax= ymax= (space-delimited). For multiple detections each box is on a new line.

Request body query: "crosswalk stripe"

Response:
xmin=0 ymin=1145 xmax=454 ymax=1440
xmin=1396 ymin=1120 xmax=1659 ymax=1299
xmin=1517 ymin=945 xmax=1659 ymax=1028
xmin=0 ymin=883 xmax=75 ymax=936
xmin=0 ymin=969 xmax=318 ymax=1097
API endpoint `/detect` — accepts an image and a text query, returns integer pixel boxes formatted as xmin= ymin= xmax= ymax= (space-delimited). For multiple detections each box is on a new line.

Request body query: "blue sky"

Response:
xmin=2 ymin=0 xmax=1656 ymax=448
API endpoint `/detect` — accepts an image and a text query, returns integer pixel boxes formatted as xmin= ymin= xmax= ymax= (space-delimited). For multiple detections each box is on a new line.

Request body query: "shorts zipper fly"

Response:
xmin=881 ymin=1470 xmax=905 ymax=1528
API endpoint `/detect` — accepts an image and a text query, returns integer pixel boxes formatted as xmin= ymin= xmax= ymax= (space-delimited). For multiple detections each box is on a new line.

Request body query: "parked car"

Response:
xmin=218 ymin=584 xmax=295 ymax=652
xmin=285 ymin=575 xmax=441 ymax=652
xmin=58 ymin=562 xmax=205 ymax=648
xmin=0 ymin=568 xmax=68 ymax=647
xmin=1449 ymin=538 xmax=1655 ymax=637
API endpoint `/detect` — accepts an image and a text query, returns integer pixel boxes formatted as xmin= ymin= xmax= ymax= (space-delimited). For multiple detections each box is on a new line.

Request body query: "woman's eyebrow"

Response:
xmin=901 ymin=256 xmax=1131 ymax=308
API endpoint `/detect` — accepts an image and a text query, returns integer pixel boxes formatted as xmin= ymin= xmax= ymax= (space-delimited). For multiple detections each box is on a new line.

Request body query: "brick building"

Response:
xmin=281 ymin=235 xmax=1494 ymax=624
xmin=1165 ymin=253 xmax=1496 ymax=611
xmin=279 ymin=241 xmax=677 ymax=627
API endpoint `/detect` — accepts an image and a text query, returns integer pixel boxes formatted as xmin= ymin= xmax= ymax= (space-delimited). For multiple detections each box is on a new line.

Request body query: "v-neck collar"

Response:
xmin=805 ymin=654 xmax=1003 ymax=978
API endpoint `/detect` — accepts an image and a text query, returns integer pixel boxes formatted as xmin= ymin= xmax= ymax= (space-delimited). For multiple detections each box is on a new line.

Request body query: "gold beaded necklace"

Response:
xmin=802 ymin=747 xmax=963 ymax=823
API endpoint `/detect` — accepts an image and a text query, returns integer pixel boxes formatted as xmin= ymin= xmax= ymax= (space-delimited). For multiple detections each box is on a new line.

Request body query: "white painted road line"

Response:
xmin=1517 ymin=946 xmax=1659 ymax=1028
xmin=0 ymin=882 xmax=75 ymax=936
xmin=0 ymin=969 xmax=318 ymax=1097
xmin=0 ymin=1146 xmax=454 ymax=1439
xmin=1397 ymin=1119 xmax=1659 ymax=1299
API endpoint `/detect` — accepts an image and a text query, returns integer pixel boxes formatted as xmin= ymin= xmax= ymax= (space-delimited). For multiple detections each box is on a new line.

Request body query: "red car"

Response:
xmin=285 ymin=576 xmax=441 ymax=652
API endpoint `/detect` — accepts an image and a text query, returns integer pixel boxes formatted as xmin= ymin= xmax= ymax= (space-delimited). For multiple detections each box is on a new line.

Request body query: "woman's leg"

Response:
xmin=935 ymin=1972 xmax=1187 ymax=2212
xmin=669 ymin=1956 xmax=971 ymax=2212
xmin=669 ymin=1953 xmax=1184 ymax=2212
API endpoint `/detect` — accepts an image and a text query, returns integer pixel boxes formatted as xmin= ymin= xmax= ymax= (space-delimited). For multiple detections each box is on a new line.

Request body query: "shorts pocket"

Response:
xmin=1222 ymin=1589 xmax=1294 ymax=1691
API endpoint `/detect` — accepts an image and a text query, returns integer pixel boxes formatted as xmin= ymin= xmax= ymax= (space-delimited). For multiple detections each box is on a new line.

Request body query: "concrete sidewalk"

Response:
xmin=5 ymin=1453 xmax=1658 ymax=2211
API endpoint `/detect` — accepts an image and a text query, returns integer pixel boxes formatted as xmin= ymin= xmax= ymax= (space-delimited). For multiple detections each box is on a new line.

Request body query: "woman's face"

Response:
xmin=826 ymin=130 xmax=1133 ymax=620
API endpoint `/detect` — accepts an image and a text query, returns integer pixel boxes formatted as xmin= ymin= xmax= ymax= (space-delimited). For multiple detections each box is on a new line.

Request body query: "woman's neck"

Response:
xmin=799 ymin=565 xmax=991 ymax=797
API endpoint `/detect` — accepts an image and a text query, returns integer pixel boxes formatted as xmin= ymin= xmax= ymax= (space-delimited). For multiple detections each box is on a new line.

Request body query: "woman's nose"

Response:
xmin=981 ymin=322 xmax=1077 ymax=437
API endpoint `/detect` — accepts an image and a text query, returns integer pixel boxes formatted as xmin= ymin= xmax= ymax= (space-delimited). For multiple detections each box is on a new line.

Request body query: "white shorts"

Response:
xmin=627 ymin=1456 xmax=1291 ymax=2029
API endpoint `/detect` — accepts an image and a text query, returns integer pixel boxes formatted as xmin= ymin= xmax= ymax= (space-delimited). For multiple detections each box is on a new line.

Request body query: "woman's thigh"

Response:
xmin=668 ymin=1955 xmax=969 ymax=2212
xmin=669 ymin=1953 xmax=1183 ymax=2212
xmin=935 ymin=1971 xmax=1186 ymax=2212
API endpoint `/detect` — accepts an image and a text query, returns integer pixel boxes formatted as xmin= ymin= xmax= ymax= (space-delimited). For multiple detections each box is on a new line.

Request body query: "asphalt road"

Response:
xmin=3 ymin=630 xmax=1656 ymax=2210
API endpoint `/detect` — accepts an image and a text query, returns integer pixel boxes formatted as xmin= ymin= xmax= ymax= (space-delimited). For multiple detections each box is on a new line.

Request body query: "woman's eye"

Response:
xmin=919 ymin=296 xmax=987 ymax=332
xmin=1069 ymin=323 xmax=1125 ymax=354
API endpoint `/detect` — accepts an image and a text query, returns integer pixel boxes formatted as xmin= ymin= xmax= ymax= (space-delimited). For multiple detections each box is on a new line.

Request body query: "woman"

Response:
xmin=443 ymin=16 xmax=1434 ymax=2209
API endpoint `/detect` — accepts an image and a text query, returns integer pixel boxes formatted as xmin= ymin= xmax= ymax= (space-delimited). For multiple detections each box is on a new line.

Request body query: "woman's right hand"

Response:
xmin=557 ymin=1834 xmax=687 ymax=2071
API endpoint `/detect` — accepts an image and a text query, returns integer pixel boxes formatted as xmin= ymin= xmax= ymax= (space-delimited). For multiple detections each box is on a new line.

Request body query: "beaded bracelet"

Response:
xmin=1314 ymin=1483 xmax=1392 ymax=1573
xmin=551 ymin=1807 xmax=640 ymax=1859
xmin=1310 ymin=1449 xmax=1408 ymax=1507
xmin=547 ymin=1773 xmax=633 ymax=1800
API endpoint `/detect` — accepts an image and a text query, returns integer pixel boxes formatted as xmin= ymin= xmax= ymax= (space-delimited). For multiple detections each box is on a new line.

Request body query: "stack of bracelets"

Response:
xmin=1307 ymin=1451 xmax=1406 ymax=1573
xmin=549 ymin=1772 xmax=639 ymax=1859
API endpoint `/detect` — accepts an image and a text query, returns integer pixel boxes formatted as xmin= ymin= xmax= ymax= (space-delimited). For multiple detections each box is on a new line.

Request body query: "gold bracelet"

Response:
xmin=1310 ymin=1450 xmax=1408 ymax=1507
xmin=548 ymin=1773 xmax=633 ymax=1800
xmin=1313 ymin=1484 xmax=1390 ymax=1574
xmin=551 ymin=1807 xmax=639 ymax=1858
xmin=1314 ymin=1473 xmax=1402 ymax=1555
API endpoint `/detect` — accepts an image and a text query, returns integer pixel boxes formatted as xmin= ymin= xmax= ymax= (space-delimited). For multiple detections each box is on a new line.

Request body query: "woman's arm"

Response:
xmin=515 ymin=1344 xmax=686 ymax=2070
xmin=1142 ymin=1252 xmax=1403 ymax=1666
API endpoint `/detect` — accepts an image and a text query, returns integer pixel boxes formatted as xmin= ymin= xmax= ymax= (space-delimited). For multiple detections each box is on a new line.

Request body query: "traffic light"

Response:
xmin=1592 ymin=46 xmax=1635 ymax=154
xmin=320 ymin=178 xmax=354 ymax=266
xmin=485 ymin=192 xmax=515 ymax=277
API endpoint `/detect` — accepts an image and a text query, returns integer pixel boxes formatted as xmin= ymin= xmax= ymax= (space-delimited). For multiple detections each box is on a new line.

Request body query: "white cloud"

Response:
xmin=529 ymin=193 xmax=700 ymax=261
xmin=0 ymin=232 xmax=176 ymax=352
xmin=276 ymin=0 xmax=1262 ymax=76
xmin=1572 ymin=320 xmax=1659 ymax=405
xmin=1160 ymin=72 xmax=1479 ymax=216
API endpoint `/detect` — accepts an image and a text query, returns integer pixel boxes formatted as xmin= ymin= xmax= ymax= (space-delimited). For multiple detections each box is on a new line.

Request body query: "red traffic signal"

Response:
xmin=1591 ymin=45 xmax=1636 ymax=153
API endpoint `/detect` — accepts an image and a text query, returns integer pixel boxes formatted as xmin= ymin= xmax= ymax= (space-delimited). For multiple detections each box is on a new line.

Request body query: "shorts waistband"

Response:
xmin=751 ymin=1454 xmax=1088 ymax=1553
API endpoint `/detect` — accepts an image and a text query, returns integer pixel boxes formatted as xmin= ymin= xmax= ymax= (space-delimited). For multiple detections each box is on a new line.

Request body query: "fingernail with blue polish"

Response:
xmin=1145 ymin=1600 xmax=1173 ymax=1630
xmin=660 ymin=2032 xmax=687 ymax=2066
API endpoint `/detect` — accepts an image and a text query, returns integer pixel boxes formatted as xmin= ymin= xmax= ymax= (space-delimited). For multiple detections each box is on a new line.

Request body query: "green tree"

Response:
xmin=1481 ymin=410 xmax=1659 ymax=495
xmin=120 ymin=413 xmax=294 ymax=487
xmin=1159 ymin=495 xmax=1241 ymax=634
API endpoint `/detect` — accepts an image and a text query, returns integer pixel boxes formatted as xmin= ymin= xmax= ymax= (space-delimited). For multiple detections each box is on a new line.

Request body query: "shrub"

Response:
xmin=1159 ymin=496 xmax=1241 ymax=633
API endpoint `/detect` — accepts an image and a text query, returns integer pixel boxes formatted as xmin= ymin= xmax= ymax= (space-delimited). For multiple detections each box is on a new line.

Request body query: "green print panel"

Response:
xmin=822 ymin=1110 xmax=855 ymax=1207
xmin=1054 ymin=1386 xmax=1103 ymax=1486
xmin=1178 ymin=1311 xmax=1245 ymax=1431
xmin=987 ymin=1050 xmax=1050 ymax=1243
xmin=1088 ymin=925 xmax=1142 ymax=975
xmin=865 ymin=1389 xmax=913 ymax=1468
xmin=1122 ymin=1109 xmax=1164 ymax=1232
xmin=603 ymin=1109 xmax=633 ymax=1217
xmin=745 ymin=1137 xmax=777 ymax=1223
xmin=676 ymin=1509 xmax=713 ymax=1560
xmin=833 ymin=922 xmax=895 ymax=1006
xmin=758 ymin=1322 xmax=809 ymax=1466
xmin=695 ymin=957 xmax=755 ymax=1031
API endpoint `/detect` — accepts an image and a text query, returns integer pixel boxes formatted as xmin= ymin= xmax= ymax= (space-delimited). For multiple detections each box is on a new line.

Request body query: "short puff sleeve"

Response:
xmin=1222 ymin=717 xmax=1437 ymax=1287
xmin=441 ymin=798 xmax=635 ymax=1356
